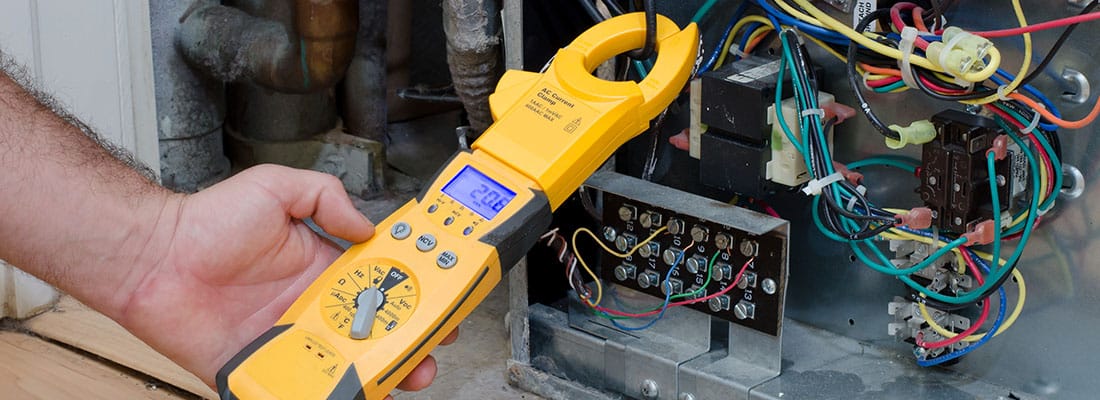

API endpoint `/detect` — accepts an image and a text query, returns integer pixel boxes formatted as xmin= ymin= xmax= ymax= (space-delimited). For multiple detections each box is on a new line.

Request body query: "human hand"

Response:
xmin=115 ymin=164 xmax=455 ymax=394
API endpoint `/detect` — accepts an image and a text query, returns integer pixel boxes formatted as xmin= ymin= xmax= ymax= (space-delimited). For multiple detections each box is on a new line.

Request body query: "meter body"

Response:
xmin=217 ymin=12 xmax=698 ymax=400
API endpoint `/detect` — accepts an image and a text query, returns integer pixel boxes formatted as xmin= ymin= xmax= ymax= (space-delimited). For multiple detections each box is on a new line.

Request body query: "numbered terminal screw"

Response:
xmin=714 ymin=232 xmax=732 ymax=250
xmin=667 ymin=218 xmax=685 ymax=235
xmin=614 ymin=263 xmax=637 ymax=281
xmin=662 ymin=247 xmax=684 ymax=266
xmin=638 ymin=270 xmax=660 ymax=289
xmin=685 ymin=255 xmax=708 ymax=274
xmin=711 ymin=262 xmax=732 ymax=281
xmin=661 ymin=278 xmax=683 ymax=296
xmin=690 ymin=225 xmax=709 ymax=243
xmin=733 ymin=300 xmax=756 ymax=320
xmin=615 ymin=233 xmax=637 ymax=253
xmin=638 ymin=242 xmax=660 ymax=258
xmin=618 ymin=204 xmax=637 ymax=222
xmin=708 ymin=295 xmax=731 ymax=312
xmin=639 ymin=211 xmax=662 ymax=229
xmin=736 ymin=271 xmax=757 ymax=289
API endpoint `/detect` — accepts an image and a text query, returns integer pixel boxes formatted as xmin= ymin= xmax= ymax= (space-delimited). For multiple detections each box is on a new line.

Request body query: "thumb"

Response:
xmin=245 ymin=164 xmax=375 ymax=243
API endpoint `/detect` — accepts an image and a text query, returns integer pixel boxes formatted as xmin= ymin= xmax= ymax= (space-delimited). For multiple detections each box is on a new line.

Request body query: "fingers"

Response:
xmin=396 ymin=355 xmax=437 ymax=391
xmin=439 ymin=327 xmax=460 ymax=346
xmin=244 ymin=164 xmax=375 ymax=242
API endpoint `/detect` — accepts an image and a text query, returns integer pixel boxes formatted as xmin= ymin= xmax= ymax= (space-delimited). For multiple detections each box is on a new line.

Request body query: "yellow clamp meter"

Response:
xmin=217 ymin=13 xmax=698 ymax=400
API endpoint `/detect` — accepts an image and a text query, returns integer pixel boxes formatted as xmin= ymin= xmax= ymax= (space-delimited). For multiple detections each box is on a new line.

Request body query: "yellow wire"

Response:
xmin=716 ymin=15 xmax=774 ymax=67
xmin=803 ymin=34 xmax=848 ymax=64
xmin=962 ymin=0 xmax=1031 ymax=105
xmin=773 ymin=0 xmax=828 ymax=29
xmin=918 ymin=267 xmax=1026 ymax=341
xmin=788 ymin=0 xmax=1000 ymax=83
xmin=571 ymin=226 xmax=668 ymax=307
xmin=876 ymin=224 xmax=1024 ymax=341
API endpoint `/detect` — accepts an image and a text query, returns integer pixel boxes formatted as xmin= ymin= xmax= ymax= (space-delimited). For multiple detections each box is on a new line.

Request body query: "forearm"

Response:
xmin=0 ymin=59 xmax=180 ymax=320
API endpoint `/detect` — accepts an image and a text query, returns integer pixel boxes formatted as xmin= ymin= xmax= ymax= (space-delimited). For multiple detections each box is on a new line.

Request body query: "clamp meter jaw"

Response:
xmin=217 ymin=12 xmax=697 ymax=400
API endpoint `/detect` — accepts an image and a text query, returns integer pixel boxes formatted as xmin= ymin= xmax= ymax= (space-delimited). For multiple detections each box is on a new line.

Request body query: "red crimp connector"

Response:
xmin=669 ymin=128 xmax=690 ymax=151
xmin=896 ymin=207 xmax=933 ymax=229
xmin=987 ymin=134 xmax=1008 ymax=160
xmin=962 ymin=220 xmax=997 ymax=245
xmin=831 ymin=161 xmax=864 ymax=185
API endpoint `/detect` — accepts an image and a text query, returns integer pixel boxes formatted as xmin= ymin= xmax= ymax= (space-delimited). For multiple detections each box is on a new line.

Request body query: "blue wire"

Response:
xmin=609 ymin=252 xmax=681 ymax=331
xmin=752 ymin=0 xmax=849 ymax=44
xmin=698 ymin=1 xmax=749 ymax=75
xmin=989 ymin=69 xmax=1061 ymax=132
xmin=917 ymin=249 xmax=1006 ymax=366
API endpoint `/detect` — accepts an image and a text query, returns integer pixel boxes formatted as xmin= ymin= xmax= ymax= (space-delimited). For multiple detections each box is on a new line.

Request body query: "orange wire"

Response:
xmin=860 ymin=63 xmax=902 ymax=76
xmin=1009 ymin=92 xmax=1100 ymax=130
xmin=742 ymin=31 xmax=770 ymax=54
xmin=912 ymin=7 xmax=928 ymax=33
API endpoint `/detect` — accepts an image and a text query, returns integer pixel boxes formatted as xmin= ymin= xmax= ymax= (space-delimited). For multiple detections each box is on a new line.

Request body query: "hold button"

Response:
xmin=437 ymin=251 xmax=458 ymax=269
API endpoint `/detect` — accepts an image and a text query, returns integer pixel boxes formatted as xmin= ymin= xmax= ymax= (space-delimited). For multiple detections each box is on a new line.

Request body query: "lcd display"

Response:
xmin=441 ymin=166 xmax=516 ymax=220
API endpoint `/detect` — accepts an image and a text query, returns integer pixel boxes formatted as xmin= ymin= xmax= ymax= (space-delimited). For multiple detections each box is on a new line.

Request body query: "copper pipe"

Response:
xmin=178 ymin=0 xmax=357 ymax=93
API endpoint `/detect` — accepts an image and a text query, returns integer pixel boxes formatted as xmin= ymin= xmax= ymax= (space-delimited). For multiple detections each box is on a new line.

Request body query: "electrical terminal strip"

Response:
xmin=888 ymin=297 xmax=972 ymax=358
xmin=890 ymin=240 xmax=974 ymax=294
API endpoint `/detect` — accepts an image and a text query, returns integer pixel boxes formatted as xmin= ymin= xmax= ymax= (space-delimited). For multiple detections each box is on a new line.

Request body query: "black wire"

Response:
xmin=847 ymin=9 xmax=902 ymax=141
xmin=1019 ymin=0 xmax=1098 ymax=87
xmin=626 ymin=0 xmax=656 ymax=60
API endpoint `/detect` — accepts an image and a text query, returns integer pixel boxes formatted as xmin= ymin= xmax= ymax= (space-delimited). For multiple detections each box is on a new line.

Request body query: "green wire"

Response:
xmin=672 ymin=250 xmax=721 ymax=300
xmin=873 ymin=80 xmax=906 ymax=93
xmin=692 ymin=0 xmax=721 ymax=24
xmin=846 ymin=156 xmax=919 ymax=173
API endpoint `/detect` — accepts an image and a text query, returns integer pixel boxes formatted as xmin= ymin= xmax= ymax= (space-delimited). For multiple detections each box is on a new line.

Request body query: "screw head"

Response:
xmin=641 ymin=379 xmax=659 ymax=399
xmin=602 ymin=226 xmax=617 ymax=242
xmin=762 ymin=278 xmax=778 ymax=295
xmin=679 ymin=393 xmax=697 ymax=400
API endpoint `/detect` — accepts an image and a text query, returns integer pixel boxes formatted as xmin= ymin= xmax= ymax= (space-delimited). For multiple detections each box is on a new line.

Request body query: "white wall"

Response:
xmin=0 ymin=0 xmax=158 ymax=318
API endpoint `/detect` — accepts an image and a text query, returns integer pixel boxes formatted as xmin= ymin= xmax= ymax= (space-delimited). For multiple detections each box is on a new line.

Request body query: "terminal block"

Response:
xmin=918 ymin=110 xmax=1014 ymax=233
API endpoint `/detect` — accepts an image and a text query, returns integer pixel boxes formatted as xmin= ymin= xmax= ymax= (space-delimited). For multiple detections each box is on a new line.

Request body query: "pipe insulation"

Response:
xmin=442 ymin=0 xmax=503 ymax=134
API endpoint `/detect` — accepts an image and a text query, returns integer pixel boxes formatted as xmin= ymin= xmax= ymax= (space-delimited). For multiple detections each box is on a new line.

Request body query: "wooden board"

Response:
xmin=0 ymin=331 xmax=189 ymax=399
xmin=23 ymin=296 xmax=218 ymax=399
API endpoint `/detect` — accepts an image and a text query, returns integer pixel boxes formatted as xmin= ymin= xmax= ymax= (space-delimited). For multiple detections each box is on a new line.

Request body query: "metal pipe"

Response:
xmin=153 ymin=0 xmax=230 ymax=192
xmin=177 ymin=0 xmax=357 ymax=94
xmin=442 ymin=0 xmax=502 ymax=135
xmin=343 ymin=0 xmax=389 ymax=143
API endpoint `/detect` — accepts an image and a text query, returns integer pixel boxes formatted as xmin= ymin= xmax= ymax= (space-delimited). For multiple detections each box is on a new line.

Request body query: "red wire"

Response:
xmin=917 ymin=248 xmax=989 ymax=349
xmin=983 ymin=104 xmax=1057 ymax=199
xmin=889 ymin=2 xmax=932 ymax=48
xmin=972 ymin=11 xmax=1100 ymax=38
xmin=867 ymin=76 xmax=902 ymax=87
xmin=594 ymin=258 xmax=754 ymax=318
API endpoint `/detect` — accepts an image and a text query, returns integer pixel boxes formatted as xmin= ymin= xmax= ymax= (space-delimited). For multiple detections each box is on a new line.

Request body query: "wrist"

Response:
xmin=111 ymin=189 xmax=186 ymax=324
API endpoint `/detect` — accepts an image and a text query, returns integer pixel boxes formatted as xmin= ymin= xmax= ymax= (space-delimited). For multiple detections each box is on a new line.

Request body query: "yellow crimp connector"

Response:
xmin=885 ymin=120 xmax=936 ymax=149
xmin=925 ymin=27 xmax=993 ymax=81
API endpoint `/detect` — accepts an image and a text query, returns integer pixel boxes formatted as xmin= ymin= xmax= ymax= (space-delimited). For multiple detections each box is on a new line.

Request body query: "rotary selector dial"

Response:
xmin=321 ymin=263 xmax=419 ymax=340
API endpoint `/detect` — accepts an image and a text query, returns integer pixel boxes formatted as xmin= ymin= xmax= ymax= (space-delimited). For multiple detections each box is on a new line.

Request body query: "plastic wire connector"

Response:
xmin=897 ymin=27 xmax=920 ymax=89
xmin=801 ymin=172 xmax=844 ymax=196
xmin=728 ymin=44 xmax=747 ymax=58
xmin=885 ymin=120 xmax=936 ymax=149
xmin=896 ymin=207 xmax=933 ymax=229
xmin=988 ymin=135 xmax=1009 ymax=160
xmin=962 ymin=220 xmax=997 ymax=245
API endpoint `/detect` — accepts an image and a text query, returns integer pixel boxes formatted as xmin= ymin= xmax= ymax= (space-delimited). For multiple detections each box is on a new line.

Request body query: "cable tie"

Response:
xmin=996 ymin=84 xmax=1013 ymax=101
xmin=897 ymin=27 xmax=920 ymax=89
xmin=729 ymin=44 xmax=747 ymax=58
xmin=861 ymin=72 xmax=874 ymax=91
xmin=800 ymin=108 xmax=825 ymax=118
xmin=844 ymin=186 xmax=866 ymax=212
xmin=1021 ymin=108 xmax=1042 ymax=134
xmin=801 ymin=172 xmax=845 ymax=196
